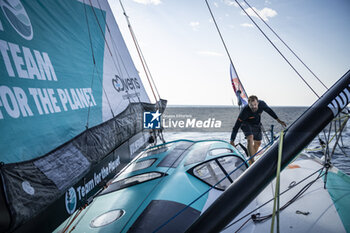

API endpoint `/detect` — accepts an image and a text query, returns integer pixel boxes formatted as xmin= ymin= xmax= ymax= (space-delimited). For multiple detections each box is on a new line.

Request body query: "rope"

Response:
xmin=233 ymin=0 xmax=320 ymax=98
xmin=83 ymin=0 xmax=97 ymax=127
xmin=242 ymin=0 xmax=328 ymax=90
xmin=152 ymin=140 xmax=274 ymax=232
xmin=254 ymin=167 xmax=325 ymax=223
xmin=270 ymin=130 xmax=284 ymax=233
xmin=83 ymin=0 xmax=115 ymax=117
xmin=204 ymin=0 xmax=249 ymax=98
xmin=235 ymin=217 xmax=251 ymax=233
xmin=61 ymin=205 xmax=85 ymax=233
xmin=86 ymin=65 xmax=96 ymax=129
xmin=119 ymin=0 xmax=160 ymax=104
xmin=306 ymin=114 xmax=349 ymax=153
xmin=330 ymin=114 xmax=349 ymax=158
xmin=224 ymin=166 xmax=324 ymax=229
xmin=89 ymin=0 xmax=142 ymax=105
xmin=205 ymin=0 xmax=282 ymax=145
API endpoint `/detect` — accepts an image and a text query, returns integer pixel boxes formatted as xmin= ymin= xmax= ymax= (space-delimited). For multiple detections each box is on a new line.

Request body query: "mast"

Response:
xmin=185 ymin=69 xmax=350 ymax=233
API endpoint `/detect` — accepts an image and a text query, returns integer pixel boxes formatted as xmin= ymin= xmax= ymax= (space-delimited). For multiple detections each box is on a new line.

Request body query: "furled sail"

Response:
xmin=230 ymin=63 xmax=248 ymax=107
xmin=0 ymin=0 xmax=165 ymax=232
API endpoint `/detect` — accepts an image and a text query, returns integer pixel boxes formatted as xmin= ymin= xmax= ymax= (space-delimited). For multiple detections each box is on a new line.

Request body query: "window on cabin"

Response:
xmin=100 ymin=172 xmax=166 ymax=195
xmin=191 ymin=156 xmax=247 ymax=190
xmin=208 ymin=148 xmax=233 ymax=156
xmin=123 ymin=159 xmax=156 ymax=174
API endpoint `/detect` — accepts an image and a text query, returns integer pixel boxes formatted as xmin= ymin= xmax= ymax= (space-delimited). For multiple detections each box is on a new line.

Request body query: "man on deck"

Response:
xmin=230 ymin=95 xmax=287 ymax=163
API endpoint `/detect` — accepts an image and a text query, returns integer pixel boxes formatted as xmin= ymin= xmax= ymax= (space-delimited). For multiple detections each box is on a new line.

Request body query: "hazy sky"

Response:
xmin=108 ymin=0 xmax=350 ymax=106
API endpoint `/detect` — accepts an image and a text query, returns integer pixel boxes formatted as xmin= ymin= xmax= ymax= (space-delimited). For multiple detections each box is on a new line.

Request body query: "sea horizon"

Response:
xmin=166 ymin=104 xmax=309 ymax=108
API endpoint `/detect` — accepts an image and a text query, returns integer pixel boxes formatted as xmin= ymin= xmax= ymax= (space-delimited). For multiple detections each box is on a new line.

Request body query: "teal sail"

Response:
xmin=0 ymin=0 xmax=165 ymax=232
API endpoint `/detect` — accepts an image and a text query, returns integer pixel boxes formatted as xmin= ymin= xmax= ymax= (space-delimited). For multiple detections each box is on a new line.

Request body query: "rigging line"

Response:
xmin=95 ymin=0 xmax=142 ymax=104
xmin=84 ymin=0 xmax=115 ymax=117
xmin=129 ymin=21 xmax=161 ymax=101
xmin=119 ymin=0 xmax=159 ymax=104
xmin=95 ymin=0 xmax=123 ymax=76
xmin=254 ymin=174 xmax=321 ymax=222
xmin=70 ymin=202 xmax=94 ymax=232
xmin=270 ymin=130 xmax=284 ymax=233
xmin=206 ymin=0 xmax=276 ymax=146
xmin=242 ymin=0 xmax=328 ymax=90
xmin=90 ymin=3 xmax=139 ymax=110
xmin=119 ymin=0 xmax=162 ymax=102
xmin=89 ymin=0 xmax=141 ymax=104
xmin=88 ymin=0 xmax=113 ymax=56
xmin=224 ymin=167 xmax=325 ymax=229
xmin=235 ymin=217 xmax=251 ymax=233
xmin=153 ymin=141 xmax=274 ymax=233
xmin=84 ymin=0 xmax=96 ymax=66
xmin=338 ymin=116 xmax=345 ymax=148
xmin=86 ymin=65 xmax=96 ymax=129
xmin=119 ymin=0 xmax=160 ymax=101
xmin=330 ymin=115 xmax=349 ymax=158
xmin=322 ymin=121 xmax=332 ymax=189
xmin=91 ymin=45 xmax=116 ymax=114
xmin=83 ymin=0 xmax=98 ymax=128
xmin=131 ymin=24 xmax=161 ymax=102
xmin=233 ymin=0 xmax=320 ymax=98
xmin=205 ymin=0 xmax=248 ymax=98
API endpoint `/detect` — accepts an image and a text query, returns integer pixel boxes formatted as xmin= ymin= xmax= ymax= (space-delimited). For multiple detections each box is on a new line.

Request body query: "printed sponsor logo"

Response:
xmin=144 ymin=110 xmax=161 ymax=129
xmin=65 ymin=187 xmax=77 ymax=215
xmin=75 ymin=157 xmax=120 ymax=201
xmin=112 ymin=75 xmax=140 ymax=93
xmin=130 ymin=136 xmax=146 ymax=155
xmin=22 ymin=180 xmax=35 ymax=195
xmin=0 ymin=0 xmax=33 ymax=40
xmin=327 ymin=84 xmax=350 ymax=117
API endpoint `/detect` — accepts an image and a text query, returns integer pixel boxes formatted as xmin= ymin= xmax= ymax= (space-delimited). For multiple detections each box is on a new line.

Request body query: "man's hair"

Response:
xmin=248 ymin=95 xmax=258 ymax=103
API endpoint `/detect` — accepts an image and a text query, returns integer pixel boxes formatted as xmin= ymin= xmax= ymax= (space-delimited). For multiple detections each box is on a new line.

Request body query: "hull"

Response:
xmin=221 ymin=153 xmax=350 ymax=232
xmin=53 ymin=140 xmax=350 ymax=233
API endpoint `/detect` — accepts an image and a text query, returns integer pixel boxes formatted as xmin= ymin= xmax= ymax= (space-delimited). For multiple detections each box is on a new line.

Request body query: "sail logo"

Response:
xmin=65 ymin=187 xmax=77 ymax=215
xmin=144 ymin=110 xmax=161 ymax=129
xmin=327 ymin=84 xmax=350 ymax=117
xmin=22 ymin=180 xmax=35 ymax=195
xmin=112 ymin=75 xmax=141 ymax=93
xmin=0 ymin=0 xmax=33 ymax=40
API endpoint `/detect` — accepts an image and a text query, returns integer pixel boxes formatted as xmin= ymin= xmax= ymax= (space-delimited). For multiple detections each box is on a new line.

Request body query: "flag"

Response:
xmin=230 ymin=63 xmax=248 ymax=107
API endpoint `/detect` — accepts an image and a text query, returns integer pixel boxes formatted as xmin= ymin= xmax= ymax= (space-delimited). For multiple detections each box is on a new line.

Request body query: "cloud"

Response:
xmin=241 ymin=23 xmax=253 ymax=28
xmin=197 ymin=51 xmax=224 ymax=57
xmin=242 ymin=7 xmax=277 ymax=21
xmin=214 ymin=2 xmax=219 ymax=7
xmin=189 ymin=21 xmax=200 ymax=30
xmin=223 ymin=0 xmax=238 ymax=7
xmin=132 ymin=0 xmax=162 ymax=5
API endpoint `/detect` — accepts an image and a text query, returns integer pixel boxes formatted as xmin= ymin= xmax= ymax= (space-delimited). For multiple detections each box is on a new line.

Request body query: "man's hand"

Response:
xmin=230 ymin=140 xmax=236 ymax=147
xmin=277 ymin=118 xmax=287 ymax=128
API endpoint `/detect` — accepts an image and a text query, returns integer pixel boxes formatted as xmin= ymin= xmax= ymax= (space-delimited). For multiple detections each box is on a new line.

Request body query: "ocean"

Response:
xmin=161 ymin=106 xmax=350 ymax=175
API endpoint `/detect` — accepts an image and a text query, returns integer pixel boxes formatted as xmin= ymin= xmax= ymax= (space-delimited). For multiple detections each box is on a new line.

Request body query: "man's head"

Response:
xmin=248 ymin=95 xmax=259 ymax=112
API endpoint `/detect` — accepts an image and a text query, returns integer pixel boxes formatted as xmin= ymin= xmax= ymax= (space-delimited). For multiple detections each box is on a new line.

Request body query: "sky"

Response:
xmin=108 ymin=0 xmax=350 ymax=106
